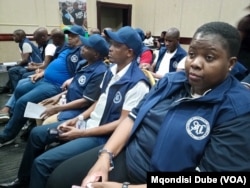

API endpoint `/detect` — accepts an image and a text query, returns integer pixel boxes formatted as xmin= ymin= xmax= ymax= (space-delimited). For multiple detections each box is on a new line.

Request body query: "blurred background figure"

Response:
xmin=154 ymin=30 xmax=166 ymax=49
xmin=89 ymin=28 xmax=101 ymax=36
xmin=143 ymin=30 xmax=154 ymax=47
xmin=236 ymin=11 xmax=250 ymax=71
xmin=71 ymin=2 xmax=85 ymax=27
xmin=61 ymin=2 xmax=74 ymax=26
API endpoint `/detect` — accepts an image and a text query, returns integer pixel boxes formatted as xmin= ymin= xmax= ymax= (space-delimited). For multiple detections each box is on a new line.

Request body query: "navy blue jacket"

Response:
xmin=19 ymin=38 xmax=43 ymax=64
xmin=230 ymin=61 xmax=249 ymax=81
xmin=126 ymin=71 xmax=250 ymax=179
xmin=66 ymin=45 xmax=83 ymax=77
xmin=97 ymin=61 xmax=151 ymax=144
xmin=58 ymin=60 xmax=108 ymax=121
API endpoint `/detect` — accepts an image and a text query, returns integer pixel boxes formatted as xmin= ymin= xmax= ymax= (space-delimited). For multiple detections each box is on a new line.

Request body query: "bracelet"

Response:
xmin=98 ymin=148 xmax=115 ymax=171
xmin=122 ymin=182 xmax=130 ymax=188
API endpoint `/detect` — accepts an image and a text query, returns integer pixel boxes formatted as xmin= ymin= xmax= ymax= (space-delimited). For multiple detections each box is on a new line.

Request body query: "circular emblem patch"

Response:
xmin=186 ymin=116 xmax=210 ymax=140
xmin=173 ymin=61 xmax=178 ymax=68
xmin=113 ymin=91 xmax=122 ymax=104
xmin=71 ymin=54 xmax=79 ymax=63
xmin=78 ymin=75 xmax=86 ymax=85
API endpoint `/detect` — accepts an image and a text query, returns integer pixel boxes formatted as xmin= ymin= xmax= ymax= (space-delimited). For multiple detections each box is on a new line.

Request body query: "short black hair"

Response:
xmin=237 ymin=14 xmax=250 ymax=46
xmin=193 ymin=21 xmax=241 ymax=57
xmin=13 ymin=29 xmax=26 ymax=38
xmin=237 ymin=14 xmax=250 ymax=34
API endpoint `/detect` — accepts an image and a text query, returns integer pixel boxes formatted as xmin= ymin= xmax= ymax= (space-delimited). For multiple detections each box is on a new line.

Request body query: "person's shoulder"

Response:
xmin=177 ymin=44 xmax=187 ymax=52
xmin=55 ymin=43 xmax=68 ymax=53
xmin=167 ymin=71 xmax=186 ymax=79
xmin=226 ymin=77 xmax=250 ymax=102
xmin=159 ymin=46 xmax=167 ymax=53
xmin=68 ymin=44 xmax=83 ymax=53
xmin=159 ymin=71 xmax=186 ymax=84
xmin=22 ymin=42 xmax=33 ymax=51
xmin=177 ymin=56 xmax=187 ymax=70
xmin=22 ymin=41 xmax=32 ymax=46
xmin=175 ymin=46 xmax=187 ymax=58
xmin=23 ymin=37 xmax=31 ymax=43
xmin=45 ymin=43 xmax=56 ymax=49
xmin=141 ymin=49 xmax=153 ymax=56
xmin=92 ymin=60 xmax=109 ymax=71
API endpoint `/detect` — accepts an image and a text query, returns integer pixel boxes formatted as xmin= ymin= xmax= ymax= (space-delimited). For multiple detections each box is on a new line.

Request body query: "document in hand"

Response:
xmin=24 ymin=102 xmax=46 ymax=119
xmin=2 ymin=62 xmax=17 ymax=66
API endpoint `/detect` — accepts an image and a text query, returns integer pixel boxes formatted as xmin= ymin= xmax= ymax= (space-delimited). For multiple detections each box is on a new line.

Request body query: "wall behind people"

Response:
xmin=134 ymin=0 xmax=249 ymax=36
xmin=0 ymin=0 xmax=249 ymax=61
xmin=0 ymin=0 xmax=60 ymax=62
xmin=0 ymin=0 xmax=60 ymax=33
xmin=133 ymin=0 xmax=250 ymax=50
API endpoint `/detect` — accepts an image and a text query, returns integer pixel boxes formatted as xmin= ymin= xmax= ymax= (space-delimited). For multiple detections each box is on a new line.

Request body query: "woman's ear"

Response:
xmin=228 ymin=57 xmax=237 ymax=71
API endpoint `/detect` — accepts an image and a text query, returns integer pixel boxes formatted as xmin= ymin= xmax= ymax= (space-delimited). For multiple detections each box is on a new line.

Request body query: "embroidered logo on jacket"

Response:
xmin=173 ymin=61 xmax=178 ymax=68
xmin=186 ymin=116 xmax=210 ymax=140
xmin=78 ymin=75 xmax=86 ymax=85
xmin=113 ymin=91 xmax=122 ymax=104
xmin=71 ymin=54 xmax=79 ymax=63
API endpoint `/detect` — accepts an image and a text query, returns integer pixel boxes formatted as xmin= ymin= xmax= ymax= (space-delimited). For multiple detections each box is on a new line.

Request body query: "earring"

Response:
xmin=229 ymin=67 xmax=232 ymax=71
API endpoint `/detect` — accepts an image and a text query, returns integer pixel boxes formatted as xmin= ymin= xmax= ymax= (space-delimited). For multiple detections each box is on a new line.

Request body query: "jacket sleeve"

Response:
xmin=197 ymin=113 xmax=250 ymax=171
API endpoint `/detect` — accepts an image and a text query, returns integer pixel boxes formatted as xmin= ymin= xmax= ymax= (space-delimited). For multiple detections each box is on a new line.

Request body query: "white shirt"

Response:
xmin=143 ymin=36 xmax=154 ymax=46
xmin=45 ymin=43 xmax=56 ymax=56
xmin=21 ymin=42 xmax=32 ymax=54
xmin=86 ymin=63 xmax=149 ymax=129
xmin=156 ymin=49 xmax=176 ymax=76
xmin=177 ymin=56 xmax=187 ymax=71
xmin=153 ymin=49 xmax=159 ymax=64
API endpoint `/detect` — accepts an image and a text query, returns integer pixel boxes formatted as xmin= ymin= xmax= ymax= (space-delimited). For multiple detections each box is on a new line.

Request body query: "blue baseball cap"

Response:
xmin=81 ymin=34 xmax=109 ymax=57
xmin=64 ymin=25 xmax=85 ymax=36
xmin=104 ymin=26 xmax=142 ymax=55
xmin=135 ymin=28 xmax=145 ymax=41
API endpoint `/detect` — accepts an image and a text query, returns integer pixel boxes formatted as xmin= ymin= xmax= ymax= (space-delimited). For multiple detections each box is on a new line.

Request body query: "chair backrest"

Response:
xmin=141 ymin=69 xmax=155 ymax=86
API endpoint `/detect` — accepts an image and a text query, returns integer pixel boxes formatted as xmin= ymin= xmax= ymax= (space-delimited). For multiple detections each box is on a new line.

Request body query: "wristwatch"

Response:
xmin=122 ymin=182 xmax=130 ymax=188
xmin=98 ymin=148 xmax=114 ymax=171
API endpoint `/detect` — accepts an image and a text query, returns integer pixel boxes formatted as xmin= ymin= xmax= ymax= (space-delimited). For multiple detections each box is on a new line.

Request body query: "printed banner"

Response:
xmin=59 ymin=0 xmax=87 ymax=30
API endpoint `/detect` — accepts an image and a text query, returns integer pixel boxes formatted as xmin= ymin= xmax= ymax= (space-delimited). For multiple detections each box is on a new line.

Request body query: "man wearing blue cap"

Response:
xmin=37 ymin=34 xmax=110 ymax=125
xmin=0 ymin=25 xmax=85 ymax=148
xmin=64 ymin=25 xmax=86 ymax=37
xmin=135 ymin=28 xmax=154 ymax=70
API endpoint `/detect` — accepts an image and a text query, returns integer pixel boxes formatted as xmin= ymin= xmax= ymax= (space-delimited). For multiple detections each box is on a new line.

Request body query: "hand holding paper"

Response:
xmin=24 ymin=102 xmax=46 ymax=119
